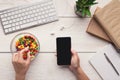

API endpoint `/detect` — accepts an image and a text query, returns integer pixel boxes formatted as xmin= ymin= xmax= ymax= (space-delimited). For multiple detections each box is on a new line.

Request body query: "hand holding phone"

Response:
xmin=56 ymin=37 xmax=71 ymax=65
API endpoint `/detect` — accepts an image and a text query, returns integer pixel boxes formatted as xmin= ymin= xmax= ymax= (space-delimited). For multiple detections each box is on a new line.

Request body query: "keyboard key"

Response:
xmin=15 ymin=22 xmax=19 ymax=26
xmin=7 ymin=17 xmax=11 ymax=20
xmin=19 ymin=21 xmax=23 ymax=25
xmin=0 ymin=15 xmax=4 ymax=18
xmin=3 ymin=21 xmax=9 ymax=25
xmin=8 ymin=28 xmax=12 ymax=32
xmin=1 ymin=18 xmax=7 ymax=21
xmin=5 ymin=29 xmax=9 ymax=33
xmin=9 ymin=20 xmax=12 ymax=24
xmin=21 ymin=21 xmax=37 ymax=28
xmin=38 ymin=20 xmax=43 ymax=24
xmin=4 ymin=14 xmax=7 ymax=17
xmin=42 ymin=19 xmax=46 ymax=23
xmin=12 ymin=27 xmax=16 ymax=31
xmin=16 ymin=26 xmax=20 ymax=29
xmin=11 ymin=23 xmax=15 ymax=27
xmin=22 ymin=20 xmax=26 ymax=24
xmin=26 ymin=19 xmax=30 ymax=22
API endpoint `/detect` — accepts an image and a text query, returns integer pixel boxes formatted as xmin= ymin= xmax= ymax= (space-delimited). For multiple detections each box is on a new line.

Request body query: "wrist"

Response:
xmin=71 ymin=66 xmax=81 ymax=74
xmin=75 ymin=67 xmax=89 ymax=80
xmin=73 ymin=67 xmax=82 ymax=75
xmin=75 ymin=67 xmax=85 ymax=75
xmin=16 ymin=74 xmax=25 ymax=80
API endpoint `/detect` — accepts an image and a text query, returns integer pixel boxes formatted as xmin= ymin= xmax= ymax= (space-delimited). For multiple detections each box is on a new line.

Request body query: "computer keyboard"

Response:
xmin=0 ymin=0 xmax=58 ymax=34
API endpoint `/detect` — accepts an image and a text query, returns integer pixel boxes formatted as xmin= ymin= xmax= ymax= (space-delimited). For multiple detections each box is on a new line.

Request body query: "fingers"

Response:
xmin=26 ymin=51 xmax=31 ymax=64
xmin=12 ymin=53 xmax=18 ymax=64
xmin=71 ymin=49 xmax=78 ymax=56
xmin=18 ymin=47 xmax=29 ymax=61
xmin=12 ymin=53 xmax=16 ymax=61
xmin=71 ymin=49 xmax=79 ymax=61
xmin=20 ymin=47 xmax=29 ymax=57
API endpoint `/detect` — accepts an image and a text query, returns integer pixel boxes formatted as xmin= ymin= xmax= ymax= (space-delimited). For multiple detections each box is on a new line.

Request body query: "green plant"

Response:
xmin=76 ymin=0 xmax=97 ymax=17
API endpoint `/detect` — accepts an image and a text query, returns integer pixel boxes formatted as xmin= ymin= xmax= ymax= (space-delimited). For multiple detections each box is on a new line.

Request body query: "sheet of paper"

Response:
xmin=105 ymin=45 xmax=120 ymax=75
xmin=89 ymin=44 xmax=120 ymax=80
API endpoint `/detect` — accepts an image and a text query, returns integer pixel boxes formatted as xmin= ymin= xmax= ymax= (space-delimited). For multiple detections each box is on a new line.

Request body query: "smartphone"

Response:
xmin=56 ymin=37 xmax=71 ymax=65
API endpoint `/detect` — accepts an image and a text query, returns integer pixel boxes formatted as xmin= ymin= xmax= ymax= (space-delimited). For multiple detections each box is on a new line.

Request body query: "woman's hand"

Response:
xmin=12 ymin=47 xmax=31 ymax=80
xmin=69 ymin=49 xmax=80 ymax=73
xmin=69 ymin=50 xmax=89 ymax=80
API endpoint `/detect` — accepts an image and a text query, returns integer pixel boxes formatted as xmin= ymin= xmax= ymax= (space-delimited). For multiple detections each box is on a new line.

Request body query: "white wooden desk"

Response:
xmin=0 ymin=0 xmax=111 ymax=80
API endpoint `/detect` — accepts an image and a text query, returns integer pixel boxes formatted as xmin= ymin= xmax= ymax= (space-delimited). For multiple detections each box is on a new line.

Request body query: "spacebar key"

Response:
xmin=21 ymin=21 xmax=38 ymax=29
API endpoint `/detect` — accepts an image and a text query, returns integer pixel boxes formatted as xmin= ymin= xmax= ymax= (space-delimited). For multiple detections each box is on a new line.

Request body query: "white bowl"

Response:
xmin=10 ymin=33 xmax=40 ymax=60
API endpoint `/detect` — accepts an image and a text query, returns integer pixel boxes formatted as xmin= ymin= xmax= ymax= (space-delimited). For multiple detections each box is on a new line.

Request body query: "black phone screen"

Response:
xmin=56 ymin=37 xmax=71 ymax=65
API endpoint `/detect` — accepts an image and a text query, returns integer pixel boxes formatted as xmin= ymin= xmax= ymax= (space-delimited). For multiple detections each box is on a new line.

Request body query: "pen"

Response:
xmin=104 ymin=53 xmax=119 ymax=76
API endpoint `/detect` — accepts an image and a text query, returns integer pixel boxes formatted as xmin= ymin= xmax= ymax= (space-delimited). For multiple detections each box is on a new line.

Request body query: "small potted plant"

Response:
xmin=75 ymin=0 xmax=98 ymax=17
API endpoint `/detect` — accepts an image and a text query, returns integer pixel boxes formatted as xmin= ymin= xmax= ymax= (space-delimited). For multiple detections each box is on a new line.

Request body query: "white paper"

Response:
xmin=89 ymin=44 xmax=120 ymax=80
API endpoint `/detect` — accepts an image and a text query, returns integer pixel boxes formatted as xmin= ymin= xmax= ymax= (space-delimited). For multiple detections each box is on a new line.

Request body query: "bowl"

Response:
xmin=10 ymin=33 xmax=40 ymax=60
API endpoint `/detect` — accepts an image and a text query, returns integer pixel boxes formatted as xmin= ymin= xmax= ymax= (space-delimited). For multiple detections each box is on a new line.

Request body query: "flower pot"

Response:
xmin=74 ymin=5 xmax=90 ymax=18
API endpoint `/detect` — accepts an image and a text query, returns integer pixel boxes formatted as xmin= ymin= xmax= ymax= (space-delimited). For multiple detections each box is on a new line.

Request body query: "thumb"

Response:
xmin=71 ymin=49 xmax=78 ymax=56
xmin=26 ymin=51 xmax=31 ymax=64
xmin=69 ymin=66 xmax=74 ymax=72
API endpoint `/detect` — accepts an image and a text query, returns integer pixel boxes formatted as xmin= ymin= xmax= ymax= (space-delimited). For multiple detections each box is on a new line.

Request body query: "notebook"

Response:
xmin=86 ymin=7 xmax=112 ymax=42
xmin=94 ymin=0 xmax=120 ymax=52
xmin=89 ymin=44 xmax=120 ymax=80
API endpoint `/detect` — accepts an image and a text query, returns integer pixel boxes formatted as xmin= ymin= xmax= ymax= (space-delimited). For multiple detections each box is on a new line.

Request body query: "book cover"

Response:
xmin=94 ymin=0 xmax=120 ymax=50
xmin=86 ymin=7 xmax=112 ymax=42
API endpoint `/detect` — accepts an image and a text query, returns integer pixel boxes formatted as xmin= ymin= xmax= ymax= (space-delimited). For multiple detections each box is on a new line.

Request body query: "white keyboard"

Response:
xmin=0 ymin=0 xmax=58 ymax=34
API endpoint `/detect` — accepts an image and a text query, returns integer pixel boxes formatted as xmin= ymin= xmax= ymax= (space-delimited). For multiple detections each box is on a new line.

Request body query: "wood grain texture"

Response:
xmin=0 ymin=53 xmax=101 ymax=80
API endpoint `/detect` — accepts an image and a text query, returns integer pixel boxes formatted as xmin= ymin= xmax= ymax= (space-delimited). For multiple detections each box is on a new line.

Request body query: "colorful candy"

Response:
xmin=16 ymin=35 xmax=39 ymax=59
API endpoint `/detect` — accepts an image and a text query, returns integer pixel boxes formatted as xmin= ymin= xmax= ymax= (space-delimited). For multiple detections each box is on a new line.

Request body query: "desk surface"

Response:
xmin=0 ymin=0 xmax=111 ymax=80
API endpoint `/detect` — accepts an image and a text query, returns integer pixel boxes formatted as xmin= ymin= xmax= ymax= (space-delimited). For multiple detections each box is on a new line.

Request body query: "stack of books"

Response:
xmin=87 ymin=0 xmax=120 ymax=52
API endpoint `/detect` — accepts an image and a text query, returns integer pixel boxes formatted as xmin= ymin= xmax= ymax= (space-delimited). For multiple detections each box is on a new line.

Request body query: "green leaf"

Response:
xmin=85 ymin=8 xmax=91 ymax=17
xmin=81 ymin=0 xmax=87 ymax=4
xmin=81 ymin=8 xmax=86 ymax=17
xmin=84 ymin=2 xmax=97 ymax=7
xmin=93 ymin=2 xmax=98 ymax=4
xmin=78 ymin=0 xmax=81 ymax=2
xmin=76 ymin=5 xmax=79 ymax=11
xmin=86 ymin=0 xmax=98 ymax=5
xmin=88 ymin=0 xmax=95 ymax=3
